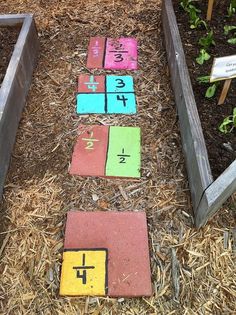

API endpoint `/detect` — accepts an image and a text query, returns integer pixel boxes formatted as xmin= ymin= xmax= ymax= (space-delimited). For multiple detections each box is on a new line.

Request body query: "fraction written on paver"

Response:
xmin=69 ymin=125 xmax=141 ymax=178
xmin=60 ymin=248 xmax=108 ymax=296
xmin=60 ymin=211 xmax=152 ymax=297
xmin=87 ymin=37 xmax=138 ymax=70
xmin=76 ymin=74 xmax=136 ymax=114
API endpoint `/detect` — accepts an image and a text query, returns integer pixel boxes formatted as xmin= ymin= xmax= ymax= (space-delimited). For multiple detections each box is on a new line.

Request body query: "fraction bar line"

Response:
xmin=73 ymin=266 xmax=95 ymax=270
xmin=104 ymin=126 xmax=110 ymax=176
xmin=117 ymin=154 xmax=131 ymax=157
xmin=104 ymin=76 xmax=108 ymax=113
xmin=102 ymin=37 xmax=108 ymax=68
xmin=108 ymin=50 xmax=128 ymax=53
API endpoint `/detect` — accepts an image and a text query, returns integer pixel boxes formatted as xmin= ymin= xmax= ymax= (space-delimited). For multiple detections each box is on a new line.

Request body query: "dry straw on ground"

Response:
xmin=0 ymin=0 xmax=235 ymax=314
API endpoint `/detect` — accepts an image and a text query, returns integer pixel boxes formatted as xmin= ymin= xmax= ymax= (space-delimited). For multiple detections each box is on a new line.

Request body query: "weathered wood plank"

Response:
xmin=196 ymin=160 xmax=236 ymax=228
xmin=162 ymin=0 xmax=236 ymax=228
xmin=0 ymin=14 xmax=29 ymax=26
xmin=0 ymin=15 xmax=39 ymax=197
xmin=162 ymin=0 xmax=213 ymax=213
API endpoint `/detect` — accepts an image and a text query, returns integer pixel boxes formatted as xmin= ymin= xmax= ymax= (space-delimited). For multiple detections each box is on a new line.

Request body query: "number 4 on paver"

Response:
xmin=76 ymin=75 xmax=136 ymax=114
xmin=60 ymin=249 xmax=108 ymax=296
xmin=60 ymin=211 xmax=152 ymax=297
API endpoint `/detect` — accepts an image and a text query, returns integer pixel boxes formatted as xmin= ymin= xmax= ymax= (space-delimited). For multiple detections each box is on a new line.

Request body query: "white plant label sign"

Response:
xmin=210 ymin=55 xmax=236 ymax=82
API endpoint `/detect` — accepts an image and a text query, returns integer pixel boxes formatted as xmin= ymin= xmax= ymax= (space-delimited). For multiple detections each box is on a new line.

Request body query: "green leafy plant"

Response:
xmin=227 ymin=0 xmax=236 ymax=17
xmin=197 ymin=75 xmax=217 ymax=98
xmin=197 ymin=75 xmax=210 ymax=83
xmin=228 ymin=37 xmax=236 ymax=44
xmin=205 ymin=84 xmax=217 ymax=98
xmin=224 ymin=25 xmax=236 ymax=44
xmin=188 ymin=5 xmax=207 ymax=29
xmin=199 ymin=30 xmax=215 ymax=49
xmin=224 ymin=25 xmax=236 ymax=35
xmin=180 ymin=1 xmax=207 ymax=29
xmin=196 ymin=49 xmax=211 ymax=65
xmin=180 ymin=0 xmax=194 ymax=11
xmin=219 ymin=108 xmax=236 ymax=133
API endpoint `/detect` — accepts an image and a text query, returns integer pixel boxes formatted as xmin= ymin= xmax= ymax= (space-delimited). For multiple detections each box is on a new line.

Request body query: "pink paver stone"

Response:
xmin=104 ymin=38 xmax=138 ymax=70
xmin=64 ymin=211 xmax=152 ymax=297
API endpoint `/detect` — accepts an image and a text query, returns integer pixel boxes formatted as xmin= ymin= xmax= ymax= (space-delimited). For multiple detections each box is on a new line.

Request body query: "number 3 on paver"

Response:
xmin=76 ymin=75 xmax=136 ymax=114
xmin=87 ymin=37 xmax=138 ymax=70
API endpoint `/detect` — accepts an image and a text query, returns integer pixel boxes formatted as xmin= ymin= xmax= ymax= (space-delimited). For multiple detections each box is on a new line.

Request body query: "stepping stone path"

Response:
xmin=60 ymin=37 xmax=151 ymax=297
xmin=69 ymin=125 xmax=141 ymax=178
xmin=60 ymin=211 xmax=152 ymax=297
xmin=76 ymin=75 xmax=136 ymax=114
xmin=87 ymin=37 xmax=138 ymax=69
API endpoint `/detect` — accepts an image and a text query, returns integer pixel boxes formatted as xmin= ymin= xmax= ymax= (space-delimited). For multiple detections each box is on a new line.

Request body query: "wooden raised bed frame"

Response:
xmin=162 ymin=0 xmax=236 ymax=228
xmin=0 ymin=14 xmax=39 ymax=198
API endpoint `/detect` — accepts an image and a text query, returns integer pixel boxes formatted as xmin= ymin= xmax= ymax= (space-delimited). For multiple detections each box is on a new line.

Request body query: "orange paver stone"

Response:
xmin=63 ymin=211 xmax=152 ymax=297
xmin=69 ymin=125 xmax=109 ymax=177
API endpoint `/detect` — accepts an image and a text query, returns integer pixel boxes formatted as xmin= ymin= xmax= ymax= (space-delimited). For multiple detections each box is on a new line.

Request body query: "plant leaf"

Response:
xmin=224 ymin=25 xmax=236 ymax=35
xmin=196 ymin=49 xmax=210 ymax=65
xmin=205 ymin=84 xmax=216 ymax=98
xmin=197 ymin=75 xmax=210 ymax=83
xmin=196 ymin=56 xmax=203 ymax=64
xmin=227 ymin=37 xmax=236 ymax=44
xmin=233 ymin=107 xmax=236 ymax=126
xmin=219 ymin=117 xmax=233 ymax=133
xmin=232 ymin=0 xmax=236 ymax=8
xmin=228 ymin=1 xmax=236 ymax=17
xmin=199 ymin=30 xmax=215 ymax=49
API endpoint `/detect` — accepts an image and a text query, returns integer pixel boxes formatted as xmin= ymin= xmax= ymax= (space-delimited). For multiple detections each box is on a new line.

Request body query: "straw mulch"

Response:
xmin=0 ymin=0 xmax=235 ymax=314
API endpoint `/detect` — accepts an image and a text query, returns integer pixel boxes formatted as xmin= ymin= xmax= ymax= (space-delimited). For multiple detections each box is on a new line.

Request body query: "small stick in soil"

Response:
xmin=207 ymin=0 xmax=214 ymax=21
xmin=218 ymin=79 xmax=232 ymax=105
xmin=171 ymin=248 xmax=180 ymax=302
xmin=223 ymin=230 xmax=229 ymax=250
xmin=0 ymin=232 xmax=10 ymax=258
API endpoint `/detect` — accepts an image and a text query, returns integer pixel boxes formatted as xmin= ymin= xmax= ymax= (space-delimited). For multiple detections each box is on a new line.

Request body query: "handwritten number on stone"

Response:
xmin=115 ymin=78 xmax=125 ymax=88
xmin=114 ymin=53 xmax=124 ymax=62
xmin=117 ymin=95 xmax=128 ymax=107
xmin=119 ymin=157 xmax=126 ymax=163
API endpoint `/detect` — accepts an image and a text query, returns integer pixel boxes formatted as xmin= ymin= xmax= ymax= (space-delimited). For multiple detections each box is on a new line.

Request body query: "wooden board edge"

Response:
xmin=0 ymin=15 xmax=39 ymax=197
xmin=195 ymin=160 xmax=236 ymax=228
xmin=162 ymin=0 xmax=213 ymax=212
xmin=0 ymin=14 xmax=32 ymax=26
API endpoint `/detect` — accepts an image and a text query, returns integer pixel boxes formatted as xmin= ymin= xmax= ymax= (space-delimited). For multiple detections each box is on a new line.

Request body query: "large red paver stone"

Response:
xmin=63 ymin=211 xmax=152 ymax=297
xmin=69 ymin=125 xmax=109 ymax=177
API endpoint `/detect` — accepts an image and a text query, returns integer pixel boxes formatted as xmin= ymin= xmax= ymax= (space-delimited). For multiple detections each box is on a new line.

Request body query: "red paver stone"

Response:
xmin=69 ymin=125 xmax=109 ymax=177
xmin=87 ymin=37 xmax=106 ymax=69
xmin=77 ymin=74 xmax=105 ymax=93
xmin=64 ymin=211 xmax=152 ymax=297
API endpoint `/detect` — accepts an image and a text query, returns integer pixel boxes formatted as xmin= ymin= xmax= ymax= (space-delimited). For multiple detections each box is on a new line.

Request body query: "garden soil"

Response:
xmin=173 ymin=0 xmax=236 ymax=179
xmin=0 ymin=26 xmax=20 ymax=86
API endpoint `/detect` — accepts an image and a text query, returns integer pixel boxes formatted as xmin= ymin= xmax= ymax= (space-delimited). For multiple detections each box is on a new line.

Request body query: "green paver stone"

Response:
xmin=106 ymin=126 xmax=141 ymax=178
